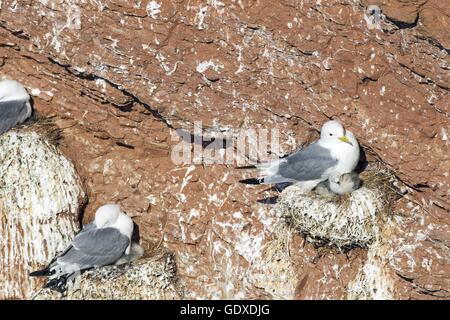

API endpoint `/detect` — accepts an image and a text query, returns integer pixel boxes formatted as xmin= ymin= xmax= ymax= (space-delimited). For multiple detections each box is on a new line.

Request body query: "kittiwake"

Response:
xmin=239 ymin=120 xmax=360 ymax=193
xmin=30 ymin=204 xmax=135 ymax=292
xmin=0 ymin=79 xmax=33 ymax=135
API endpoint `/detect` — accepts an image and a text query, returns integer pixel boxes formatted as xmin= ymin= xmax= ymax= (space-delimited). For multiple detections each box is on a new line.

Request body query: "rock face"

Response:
xmin=0 ymin=1 xmax=448 ymax=299
xmin=0 ymin=127 xmax=85 ymax=299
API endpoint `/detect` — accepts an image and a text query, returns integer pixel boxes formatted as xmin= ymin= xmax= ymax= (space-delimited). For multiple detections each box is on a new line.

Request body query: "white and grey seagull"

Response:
xmin=30 ymin=204 xmax=135 ymax=292
xmin=0 ymin=79 xmax=33 ymax=135
xmin=239 ymin=120 xmax=360 ymax=193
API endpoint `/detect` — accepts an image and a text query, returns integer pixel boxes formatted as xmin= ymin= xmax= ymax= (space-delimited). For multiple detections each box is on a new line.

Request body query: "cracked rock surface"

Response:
xmin=0 ymin=0 xmax=448 ymax=299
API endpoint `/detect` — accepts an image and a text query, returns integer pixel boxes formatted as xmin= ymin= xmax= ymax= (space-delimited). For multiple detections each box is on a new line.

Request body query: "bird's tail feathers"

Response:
xmin=237 ymin=160 xmax=282 ymax=175
xmin=238 ymin=159 xmax=286 ymax=185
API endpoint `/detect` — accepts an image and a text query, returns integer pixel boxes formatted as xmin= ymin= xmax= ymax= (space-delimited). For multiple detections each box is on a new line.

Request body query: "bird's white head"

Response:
xmin=115 ymin=213 xmax=134 ymax=240
xmin=366 ymin=5 xmax=381 ymax=17
xmin=94 ymin=204 xmax=121 ymax=228
xmin=320 ymin=120 xmax=353 ymax=146
xmin=0 ymin=79 xmax=30 ymax=103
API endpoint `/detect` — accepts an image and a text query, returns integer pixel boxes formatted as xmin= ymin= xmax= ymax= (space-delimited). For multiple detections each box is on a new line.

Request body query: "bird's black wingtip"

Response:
xmin=29 ymin=268 xmax=50 ymax=277
xmin=239 ymin=177 xmax=263 ymax=185
xmin=29 ymin=267 xmax=69 ymax=293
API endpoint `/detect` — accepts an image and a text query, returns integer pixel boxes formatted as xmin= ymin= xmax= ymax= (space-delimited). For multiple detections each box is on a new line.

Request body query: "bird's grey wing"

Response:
xmin=52 ymin=222 xmax=98 ymax=259
xmin=57 ymin=227 xmax=129 ymax=270
xmin=0 ymin=100 xmax=28 ymax=134
xmin=274 ymin=142 xmax=338 ymax=182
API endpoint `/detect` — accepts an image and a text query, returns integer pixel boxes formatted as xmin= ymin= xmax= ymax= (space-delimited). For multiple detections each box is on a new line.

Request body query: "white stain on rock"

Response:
xmin=31 ymin=88 xmax=41 ymax=96
xmin=195 ymin=5 xmax=209 ymax=29
xmin=441 ymin=128 xmax=448 ymax=141
xmin=146 ymin=1 xmax=161 ymax=19
xmin=347 ymin=217 xmax=396 ymax=300
xmin=42 ymin=2 xmax=82 ymax=54
xmin=251 ymin=224 xmax=298 ymax=299
xmin=196 ymin=60 xmax=224 ymax=73
xmin=0 ymin=128 xmax=85 ymax=299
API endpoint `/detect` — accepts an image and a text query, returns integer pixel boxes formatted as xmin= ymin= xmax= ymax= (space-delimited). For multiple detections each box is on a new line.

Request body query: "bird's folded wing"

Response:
xmin=51 ymin=222 xmax=98 ymax=260
xmin=58 ymin=227 xmax=129 ymax=268
xmin=277 ymin=143 xmax=338 ymax=181
xmin=72 ymin=227 xmax=129 ymax=257
xmin=0 ymin=100 xmax=27 ymax=134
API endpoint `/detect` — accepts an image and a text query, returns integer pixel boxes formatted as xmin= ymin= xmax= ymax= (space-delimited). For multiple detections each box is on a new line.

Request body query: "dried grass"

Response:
xmin=14 ymin=115 xmax=62 ymax=146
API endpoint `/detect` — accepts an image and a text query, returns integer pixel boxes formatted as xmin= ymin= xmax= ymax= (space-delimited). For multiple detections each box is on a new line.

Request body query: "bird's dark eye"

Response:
xmin=329 ymin=133 xmax=333 ymax=136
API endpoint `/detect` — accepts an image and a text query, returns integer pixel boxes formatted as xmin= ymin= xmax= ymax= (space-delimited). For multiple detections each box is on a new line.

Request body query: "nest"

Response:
xmin=33 ymin=251 xmax=183 ymax=300
xmin=278 ymin=169 xmax=397 ymax=249
xmin=14 ymin=115 xmax=62 ymax=145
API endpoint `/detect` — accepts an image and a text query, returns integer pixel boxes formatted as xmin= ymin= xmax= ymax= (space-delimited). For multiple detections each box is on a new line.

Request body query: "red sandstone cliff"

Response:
xmin=0 ymin=0 xmax=448 ymax=299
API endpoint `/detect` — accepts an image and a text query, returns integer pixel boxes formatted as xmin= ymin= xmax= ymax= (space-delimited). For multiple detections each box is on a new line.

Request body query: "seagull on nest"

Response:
xmin=239 ymin=120 xmax=360 ymax=193
xmin=30 ymin=204 xmax=136 ymax=292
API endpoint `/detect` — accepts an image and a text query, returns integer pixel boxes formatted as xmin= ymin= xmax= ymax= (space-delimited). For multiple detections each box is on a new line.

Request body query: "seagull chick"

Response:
xmin=315 ymin=172 xmax=362 ymax=196
xmin=30 ymin=204 xmax=135 ymax=292
xmin=364 ymin=5 xmax=382 ymax=30
xmin=0 ymin=79 xmax=33 ymax=135
xmin=239 ymin=120 xmax=360 ymax=193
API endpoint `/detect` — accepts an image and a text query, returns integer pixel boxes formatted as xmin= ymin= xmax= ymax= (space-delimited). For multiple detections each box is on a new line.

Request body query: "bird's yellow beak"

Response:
xmin=338 ymin=136 xmax=353 ymax=145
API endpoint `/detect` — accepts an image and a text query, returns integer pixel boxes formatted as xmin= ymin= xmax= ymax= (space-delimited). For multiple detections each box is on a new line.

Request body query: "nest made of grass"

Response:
xmin=13 ymin=115 xmax=62 ymax=145
xmin=277 ymin=168 xmax=398 ymax=250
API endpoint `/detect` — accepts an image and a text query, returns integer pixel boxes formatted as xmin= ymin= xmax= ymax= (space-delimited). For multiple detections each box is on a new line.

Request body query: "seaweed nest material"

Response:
xmin=277 ymin=169 xmax=397 ymax=249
